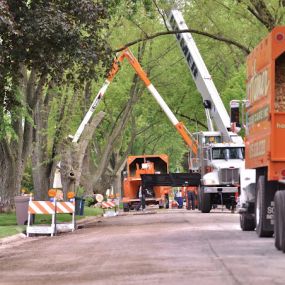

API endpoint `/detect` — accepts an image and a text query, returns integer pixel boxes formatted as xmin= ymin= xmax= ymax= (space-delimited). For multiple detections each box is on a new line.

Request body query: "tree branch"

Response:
xmin=152 ymin=0 xmax=169 ymax=31
xmin=176 ymin=112 xmax=208 ymax=130
xmin=114 ymin=29 xmax=250 ymax=55
xmin=238 ymin=0 xmax=276 ymax=30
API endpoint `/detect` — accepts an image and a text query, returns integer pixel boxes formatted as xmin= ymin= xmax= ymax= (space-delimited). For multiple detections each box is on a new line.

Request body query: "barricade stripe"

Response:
xmin=37 ymin=201 xmax=54 ymax=214
xmin=28 ymin=201 xmax=55 ymax=214
xmin=57 ymin=202 xmax=74 ymax=213
xmin=28 ymin=205 xmax=38 ymax=214
xmin=56 ymin=202 xmax=66 ymax=213
xmin=40 ymin=201 xmax=55 ymax=213
xmin=63 ymin=202 xmax=75 ymax=212
xmin=29 ymin=202 xmax=44 ymax=214
xmin=102 ymin=201 xmax=115 ymax=208
xmin=31 ymin=201 xmax=47 ymax=214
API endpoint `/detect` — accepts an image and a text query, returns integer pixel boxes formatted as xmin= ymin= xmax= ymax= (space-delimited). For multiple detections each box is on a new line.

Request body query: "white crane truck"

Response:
xmin=168 ymin=9 xmax=252 ymax=213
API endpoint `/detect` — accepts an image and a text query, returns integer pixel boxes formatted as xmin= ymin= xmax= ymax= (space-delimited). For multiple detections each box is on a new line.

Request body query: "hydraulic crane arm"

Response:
xmin=168 ymin=9 xmax=232 ymax=142
xmin=72 ymin=48 xmax=198 ymax=155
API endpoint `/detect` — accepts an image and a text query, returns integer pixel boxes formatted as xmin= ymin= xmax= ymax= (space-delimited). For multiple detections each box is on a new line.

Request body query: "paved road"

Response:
xmin=0 ymin=209 xmax=284 ymax=285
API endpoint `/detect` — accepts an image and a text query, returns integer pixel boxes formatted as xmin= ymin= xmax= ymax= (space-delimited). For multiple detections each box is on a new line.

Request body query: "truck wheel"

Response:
xmin=200 ymin=187 xmax=211 ymax=213
xmin=240 ymin=213 xmax=255 ymax=231
xmin=123 ymin=203 xmax=129 ymax=212
xmin=274 ymin=191 xmax=285 ymax=251
xmin=255 ymin=176 xmax=274 ymax=237
xmin=198 ymin=190 xmax=201 ymax=210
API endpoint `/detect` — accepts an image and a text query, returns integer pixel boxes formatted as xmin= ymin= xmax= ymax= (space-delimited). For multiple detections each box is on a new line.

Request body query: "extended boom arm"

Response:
xmin=72 ymin=48 xmax=198 ymax=155
xmin=168 ymin=9 xmax=232 ymax=142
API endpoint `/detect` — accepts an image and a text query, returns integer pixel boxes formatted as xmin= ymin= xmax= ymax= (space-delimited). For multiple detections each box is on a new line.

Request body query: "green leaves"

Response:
xmin=0 ymin=0 xmax=113 ymax=115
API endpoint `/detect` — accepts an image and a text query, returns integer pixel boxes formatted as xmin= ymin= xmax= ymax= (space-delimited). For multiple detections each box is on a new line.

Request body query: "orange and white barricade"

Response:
xmin=26 ymin=198 xmax=56 ymax=237
xmin=55 ymin=200 xmax=76 ymax=232
xmin=102 ymin=201 xmax=118 ymax=217
xmin=26 ymin=196 xmax=76 ymax=237
xmin=102 ymin=201 xmax=116 ymax=209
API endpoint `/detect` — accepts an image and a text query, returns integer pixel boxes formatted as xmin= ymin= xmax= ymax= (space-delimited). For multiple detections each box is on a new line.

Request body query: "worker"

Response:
xmin=165 ymin=193 xmax=169 ymax=209
xmin=141 ymin=187 xmax=146 ymax=210
xmin=186 ymin=186 xmax=196 ymax=210
xmin=176 ymin=189 xmax=183 ymax=209
xmin=136 ymin=185 xmax=146 ymax=211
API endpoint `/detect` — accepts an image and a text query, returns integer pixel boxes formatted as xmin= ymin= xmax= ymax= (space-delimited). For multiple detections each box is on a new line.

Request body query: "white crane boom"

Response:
xmin=168 ymin=9 xmax=231 ymax=142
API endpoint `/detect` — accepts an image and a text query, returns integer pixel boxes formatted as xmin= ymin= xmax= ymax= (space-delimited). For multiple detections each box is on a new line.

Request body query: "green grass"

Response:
xmin=0 ymin=206 xmax=104 ymax=238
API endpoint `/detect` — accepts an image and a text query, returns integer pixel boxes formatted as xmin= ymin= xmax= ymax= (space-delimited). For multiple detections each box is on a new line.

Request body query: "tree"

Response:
xmin=0 ymin=0 xmax=115 ymax=207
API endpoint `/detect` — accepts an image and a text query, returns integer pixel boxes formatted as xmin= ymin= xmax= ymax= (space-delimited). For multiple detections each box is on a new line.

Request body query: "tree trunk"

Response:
xmin=0 ymin=67 xmax=47 ymax=208
xmin=59 ymin=111 xmax=105 ymax=197
xmin=31 ymin=82 xmax=57 ymax=200
xmin=0 ymin=142 xmax=17 ymax=209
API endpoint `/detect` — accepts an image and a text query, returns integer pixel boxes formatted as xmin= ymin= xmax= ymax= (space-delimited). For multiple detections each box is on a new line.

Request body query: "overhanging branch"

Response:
xmin=114 ymin=29 xmax=250 ymax=55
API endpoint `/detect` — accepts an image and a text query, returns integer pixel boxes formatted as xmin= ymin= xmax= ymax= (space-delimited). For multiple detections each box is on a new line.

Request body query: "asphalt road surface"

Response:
xmin=1 ymin=208 xmax=285 ymax=285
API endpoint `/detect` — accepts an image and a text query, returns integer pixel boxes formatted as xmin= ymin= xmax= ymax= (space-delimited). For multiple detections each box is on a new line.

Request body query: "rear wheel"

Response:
xmin=274 ymin=191 xmax=285 ymax=251
xmin=240 ymin=213 xmax=255 ymax=231
xmin=199 ymin=186 xmax=211 ymax=213
xmin=255 ymin=176 xmax=274 ymax=237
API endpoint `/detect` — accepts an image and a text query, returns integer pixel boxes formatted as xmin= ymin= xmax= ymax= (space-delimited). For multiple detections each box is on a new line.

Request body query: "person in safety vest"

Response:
xmin=186 ymin=186 xmax=197 ymax=210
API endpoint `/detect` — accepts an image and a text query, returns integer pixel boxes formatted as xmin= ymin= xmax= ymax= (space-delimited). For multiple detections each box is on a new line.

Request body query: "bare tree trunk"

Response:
xmin=91 ymin=74 xmax=143 ymax=189
xmin=59 ymin=111 xmax=105 ymax=197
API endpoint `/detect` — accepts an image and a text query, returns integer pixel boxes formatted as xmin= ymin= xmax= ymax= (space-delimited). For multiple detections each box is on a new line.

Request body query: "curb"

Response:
xmin=0 ymin=233 xmax=27 ymax=246
xmin=0 ymin=210 xmax=158 ymax=245
xmin=0 ymin=216 xmax=103 ymax=245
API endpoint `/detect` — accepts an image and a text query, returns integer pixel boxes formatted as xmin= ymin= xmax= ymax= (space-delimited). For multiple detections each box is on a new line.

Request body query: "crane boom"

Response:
xmin=71 ymin=48 xmax=198 ymax=155
xmin=168 ymin=9 xmax=231 ymax=141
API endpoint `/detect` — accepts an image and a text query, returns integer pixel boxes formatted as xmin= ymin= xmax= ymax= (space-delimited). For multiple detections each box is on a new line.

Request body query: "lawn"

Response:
xmin=0 ymin=206 xmax=103 ymax=238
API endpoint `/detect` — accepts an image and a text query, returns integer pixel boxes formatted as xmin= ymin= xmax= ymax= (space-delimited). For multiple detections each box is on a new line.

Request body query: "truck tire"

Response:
xmin=240 ymin=213 xmax=255 ymax=231
xmin=274 ymin=191 xmax=285 ymax=251
xmin=198 ymin=190 xmax=201 ymax=210
xmin=199 ymin=187 xmax=211 ymax=213
xmin=255 ymin=176 xmax=274 ymax=237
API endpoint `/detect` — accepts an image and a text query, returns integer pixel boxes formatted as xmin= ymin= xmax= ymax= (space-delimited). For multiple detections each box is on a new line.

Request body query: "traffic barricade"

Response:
xmin=102 ymin=201 xmax=118 ymax=217
xmin=102 ymin=201 xmax=116 ymax=209
xmin=26 ymin=191 xmax=76 ymax=237
xmin=26 ymin=198 xmax=56 ymax=237
xmin=55 ymin=200 xmax=76 ymax=232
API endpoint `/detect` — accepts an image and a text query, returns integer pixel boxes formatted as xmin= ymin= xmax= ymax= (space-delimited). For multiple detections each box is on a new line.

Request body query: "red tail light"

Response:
xmin=276 ymin=33 xmax=284 ymax=41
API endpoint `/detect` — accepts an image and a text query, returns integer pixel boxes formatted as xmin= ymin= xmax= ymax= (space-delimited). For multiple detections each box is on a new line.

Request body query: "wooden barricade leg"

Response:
xmin=27 ymin=196 xmax=33 ymax=237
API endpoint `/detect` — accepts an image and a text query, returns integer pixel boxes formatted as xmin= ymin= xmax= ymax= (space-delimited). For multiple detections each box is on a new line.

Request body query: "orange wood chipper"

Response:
xmin=122 ymin=154 xmax=171 ymax=211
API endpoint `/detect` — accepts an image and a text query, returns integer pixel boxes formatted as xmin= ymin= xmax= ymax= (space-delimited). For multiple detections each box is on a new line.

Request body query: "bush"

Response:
xmin=84 ymin=195 xmax=95 ymax=207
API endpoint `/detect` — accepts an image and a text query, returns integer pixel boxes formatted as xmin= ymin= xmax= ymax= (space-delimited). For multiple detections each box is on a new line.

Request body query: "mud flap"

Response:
xmin=264 ymin=181 xmax=277 ymax=231
xmin=256 ymin=176 xmax=276 ymax=236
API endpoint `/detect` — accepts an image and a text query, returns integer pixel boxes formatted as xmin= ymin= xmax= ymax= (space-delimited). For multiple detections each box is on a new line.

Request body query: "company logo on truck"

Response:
xmin=247 ymin=61 xmax=269 ymax=103
xmin=169 ymin=14 xmax=198 ymax=79
xmin=248 ymin=106 xmax=269 ymax=126
xmin=249 ymin=139 xmax=266 ymax=158
xmin=276 ymin=122 xmax=285 ymax=129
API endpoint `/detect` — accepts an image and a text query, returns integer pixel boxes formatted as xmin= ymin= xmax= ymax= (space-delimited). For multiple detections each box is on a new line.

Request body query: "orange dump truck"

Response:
xmin=233 ymin=26 xmax=285 ymax=252
xmin=122 ymin=154 xmax=171 ymax=211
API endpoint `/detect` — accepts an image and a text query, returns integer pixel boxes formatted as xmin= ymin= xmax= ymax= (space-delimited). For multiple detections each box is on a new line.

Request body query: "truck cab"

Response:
xmin=191 ymin=132 xmax=245 ymax=212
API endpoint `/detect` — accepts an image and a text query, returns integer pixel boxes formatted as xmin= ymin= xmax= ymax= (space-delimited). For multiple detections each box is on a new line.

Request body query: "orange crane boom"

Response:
xmin=72 ymin=48 xmax=198 ymax=155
